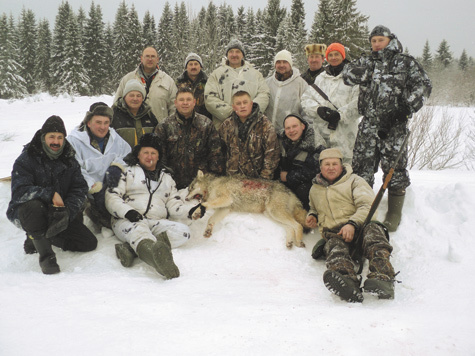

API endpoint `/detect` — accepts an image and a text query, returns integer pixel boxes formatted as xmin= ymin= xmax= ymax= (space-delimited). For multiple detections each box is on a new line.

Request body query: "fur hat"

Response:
xmin=82 ymin=102 xmax=113 ymax=127
xmin=305 ymin=44 xmax=327 ymax=57
xmin=185 ymin=53 xmax=203 ymax=68
xmin=274 ymin=50 xmax=293 ymax=68
xmin=137 ymin=133 xmax=161 ymax=152
xmin=226 ymin=39 xmax=245 ymax=58
xmin=319 ymin=147 xmax=343 ymax=163
xmin=325 ymin=43 xmax=346 ymax=60
xmin=123 ymin=79 xmax=146 ymax=98
xmin=41 ymin=115 xmax=67 ymax=137
xmin=369 ymin=25 xmax=394 ymax=41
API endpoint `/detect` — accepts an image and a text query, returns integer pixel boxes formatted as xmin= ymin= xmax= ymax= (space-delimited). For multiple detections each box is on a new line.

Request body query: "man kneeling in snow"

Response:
xmin=7 ymin=116 xmax=97 ymax=274
xmin=306 ymin=148 xmax=396 ymax=302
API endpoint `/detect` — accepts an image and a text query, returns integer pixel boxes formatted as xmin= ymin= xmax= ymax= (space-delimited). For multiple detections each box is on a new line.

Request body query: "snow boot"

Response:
xmin=383 ymin=189 xmax=405 ymax=232
xmin=136 ymin=237 xmax=179 ymax=279
xmin=363 ymin=278 xmax=395 ymax=299
xmin=23 ymin=235 xmax=37 ymax=254
xmin=323 ymin=270 xmax=363 ymax=303
xmin=115 ymin=242 xmax=137 ymax=267
xmin=31 ymin=236 xmax=60 ymax=275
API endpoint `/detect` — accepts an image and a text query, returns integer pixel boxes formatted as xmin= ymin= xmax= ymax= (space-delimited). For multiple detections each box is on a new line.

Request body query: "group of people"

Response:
xmin=7 ymin=25 xmax=431 ymax=303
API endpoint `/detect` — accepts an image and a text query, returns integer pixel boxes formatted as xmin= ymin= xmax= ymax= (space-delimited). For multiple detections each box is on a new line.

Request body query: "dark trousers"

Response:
xmin=18 ymin=200 xmax=97 ymax=252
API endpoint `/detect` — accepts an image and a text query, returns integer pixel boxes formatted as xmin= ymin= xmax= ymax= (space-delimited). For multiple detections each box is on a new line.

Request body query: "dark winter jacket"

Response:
xmin=176 ymin=70 xmax=212 ymax=119
xmin=7 ymin=130 xmax=88 ymax=228
xmin=219 ymin=103 xmax=280 ymax=179
xmin=301 ymin=67 xmax=325 ymax=85
xmin=343 ymin=36 xmax=432 ymax=130
xmin=154 ymin=111 xmax=225 ymax=189
xmin=278 ymin=123 xmax=321 ymax=191
xmin=112 ymin=97 xmax=159 ymax=149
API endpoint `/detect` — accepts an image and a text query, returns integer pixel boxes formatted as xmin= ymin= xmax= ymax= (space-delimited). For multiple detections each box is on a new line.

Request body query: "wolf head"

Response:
xmin=186 ymin=170 xmax=214 ymax=201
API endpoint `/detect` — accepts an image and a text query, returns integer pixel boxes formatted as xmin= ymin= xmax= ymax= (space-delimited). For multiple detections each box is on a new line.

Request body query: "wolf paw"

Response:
xmin=296 ymin=241 xmax=306 ymax=248
xmin=204 ymin=224 xmax=214 ymax=238
xmin=192 ymin=210 xmax=202 ymax=220
xmin=286 ymin=241 xmax=293 ymax=249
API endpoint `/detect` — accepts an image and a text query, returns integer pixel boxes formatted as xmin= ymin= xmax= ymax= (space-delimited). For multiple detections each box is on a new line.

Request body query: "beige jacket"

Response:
xmin=308 ymin=164 xmax=374 ymax=232
xmin=114 ymin=67 xmax=177 ymax=123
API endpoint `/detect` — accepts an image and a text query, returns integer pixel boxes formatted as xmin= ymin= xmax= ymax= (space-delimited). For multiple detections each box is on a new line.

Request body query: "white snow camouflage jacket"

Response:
xmin=67 ymin=127 xmax=131 ymax=189
xmin=204 ymin=58 xmax=270 ymax=128
xmin=265 ymin=68 xmax=309 ymax=132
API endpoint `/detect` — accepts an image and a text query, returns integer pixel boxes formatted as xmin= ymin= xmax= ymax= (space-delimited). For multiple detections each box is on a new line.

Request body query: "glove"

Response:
xmin=104 ymin=165 xmax=123 ymax=188
xmin=45 ymin=205 xmax=70 ymax=238
xmin=188 ymin=203 xmax=206 ymax=220
xmin=125 ymin=210 xmax=143 ymax=222
xmin=317 ymin=107 xmax=340 ymax=130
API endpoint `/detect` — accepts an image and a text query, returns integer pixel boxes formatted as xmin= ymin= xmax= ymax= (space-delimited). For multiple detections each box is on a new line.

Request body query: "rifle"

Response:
xmin=311 ymin=83 xmax=339 ymax=111
xmin=350 ymin=132 xmax=410 ymax=273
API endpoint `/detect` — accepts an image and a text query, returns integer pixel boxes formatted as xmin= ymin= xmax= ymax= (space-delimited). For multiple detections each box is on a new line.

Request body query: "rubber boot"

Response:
xmin=384 ymin=190 xmax=405 ymax=232
xmin=363 ymin=278 xmax=395 ymax=299
xmin=31 ymin=236 xmax=60 ymax=275
xmin=136 ymin=238 xmax=180 ymax=279
xmin=323 ymin=270 xmax=363 ymax=303
xmin=115 ymin=242 xmax=137 ymax=267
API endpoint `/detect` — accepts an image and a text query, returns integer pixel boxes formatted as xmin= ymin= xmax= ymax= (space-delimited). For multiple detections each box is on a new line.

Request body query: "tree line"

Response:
xmin=0 ymin=0 xmax=473 ymax=105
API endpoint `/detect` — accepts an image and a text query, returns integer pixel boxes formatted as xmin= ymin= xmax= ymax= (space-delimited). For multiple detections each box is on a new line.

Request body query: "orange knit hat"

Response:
xmin=325 ymin=43 xmax=346 ymax=60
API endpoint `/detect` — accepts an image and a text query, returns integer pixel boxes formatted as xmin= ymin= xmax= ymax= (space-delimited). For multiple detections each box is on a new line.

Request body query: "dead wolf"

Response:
xmin=186 ymin=171 xmax=308 ymax=248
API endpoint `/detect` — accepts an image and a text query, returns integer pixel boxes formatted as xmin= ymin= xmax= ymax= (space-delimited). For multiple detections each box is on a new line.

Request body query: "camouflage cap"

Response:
xmin=369 ymin=25 xmax=394 ymax=41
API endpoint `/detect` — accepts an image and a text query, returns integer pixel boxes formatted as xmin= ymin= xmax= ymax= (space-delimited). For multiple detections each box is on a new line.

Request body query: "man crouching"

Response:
xmin=7 ymin=116 xmax=97 ymax=274
xmin=305 ymin=148 xmax=396 ymax=302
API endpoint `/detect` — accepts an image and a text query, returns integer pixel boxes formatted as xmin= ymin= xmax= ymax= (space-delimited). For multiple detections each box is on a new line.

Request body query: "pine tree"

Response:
xmin=57 ymin=11 xmax=89 ymax=96
xmin=275 ymin=15 xmax=293 ymax=52
xmin=103 ymin=23 xmax=116 ymax=93
xmin=76 ymin=6 xmax=86 ymax=43
xmin=201 ymin=2 xmax=221 ymax=71
xmin=436 ymin=39 xmax=453 ymax=68
xmin=251 ymin=9 xmax=273 ymax=76
xmin=0 ymin=14 xmax=27 ymax=98
xmin=261 ymin=0 xmax=287 ymax=73
xmin=330 ymin=0 xmax=369 ymax=58
xmin=113 ymin=1 xmax=133 ymax=83
xmin=188 ymin=7 xmax=207 ymax=69
xmin=170 ymin=2 xmax=190 ymax=77
xmin=18 ymin=8 xmax=38 ymax=94
xmin=142 ymin=11 xmax=157 ymax=48
xmin=459 ymin=49 xmax=468 ymax=71
xmin=421 ymin=40 xmax=432 ymax=70
xmin=218 ymin=4 xmax=235 ymax=49
xmin=288 ymin=0 xmax=307 ymax=71
xmin=235 ymin=6 xmax=246 ymax=39
xmin=242 ymin=8 xmax=257 ymax=64
xmin=84 ymin=2 xmax=108 ymax=95
xmin=36 ymin=19 xmax=52 ymax=93
xmin=51 ymin=1 xmax=73 ymax=94
xmin=127 ymin=4 xmax=143 ymax=66
xmin=157 ymin=2 xmax=174 ymax=73
xmin=309 ymin=0 xmax=334 ymax=44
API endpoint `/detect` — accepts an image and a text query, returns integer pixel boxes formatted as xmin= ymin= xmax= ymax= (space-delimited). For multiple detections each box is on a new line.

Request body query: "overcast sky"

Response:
xmin=1 ymin=0 xmax=474 ymax=58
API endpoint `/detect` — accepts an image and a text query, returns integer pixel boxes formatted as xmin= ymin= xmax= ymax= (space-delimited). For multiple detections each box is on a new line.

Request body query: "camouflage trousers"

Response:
xmin=323 ymin=222 xmax=395 ymax=282
xmin=352 ymin=118 xmax=410 ymax=191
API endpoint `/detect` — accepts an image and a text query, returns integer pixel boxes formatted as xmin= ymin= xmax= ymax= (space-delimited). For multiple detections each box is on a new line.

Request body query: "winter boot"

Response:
xmin=363 ymin=278 xmax=395 ymax=299
xmin=383 ymin=189 xmax=406 ymax=232
xmin=136 ymin=237 xmax=180 ymax=279
xmin=23 ymin=235 xmax=37 ymax=254
xmin=323 ymin=270 xmax=363 ymax=303
xmin=115 ymin=242 xmax=137 ymax=268
xmin=31 ymin=236 xmax=60 ymax=275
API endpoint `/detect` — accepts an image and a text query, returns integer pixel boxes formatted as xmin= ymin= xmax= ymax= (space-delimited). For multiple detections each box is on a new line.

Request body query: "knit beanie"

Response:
xmin=185 ymin=53 xmax=203 ymax=68
xmin=123 ymin=79 xmax=146 ymax=98
xmin=325 ymin=43 xmax=346 ymax=60
xmin=304 ymin=44 xmax=327 ymax=57
xmin=274 ymin=50 xmax=293 ymax=67
xmin=283 ymin=114 xmax=306 ymax=126
xmin=226 ymin=39 xmax=245 ymax=58
xmin=41 ymin=115 xmax=67 ymax=137
xmin=319 ymin=147 xmax=343 ymax=163
xmin=369 ymin=25 xmax=393 ymax=41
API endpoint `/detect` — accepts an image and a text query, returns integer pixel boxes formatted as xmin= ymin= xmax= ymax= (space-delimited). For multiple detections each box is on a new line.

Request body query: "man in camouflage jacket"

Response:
xmin=175 ymin=53 xmax=212 ymax=119
xmin=154 ymin=87 xmax=224 ymax=190
xmin=219 ymin=90 xmax=280 ymax=179
xmin=343 ymin=25 xmax=432 ymax=232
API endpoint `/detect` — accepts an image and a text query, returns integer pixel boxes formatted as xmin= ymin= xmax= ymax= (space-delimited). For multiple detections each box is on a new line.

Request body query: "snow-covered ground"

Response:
xmin=1 ymin=95 xmax=474 ymax=355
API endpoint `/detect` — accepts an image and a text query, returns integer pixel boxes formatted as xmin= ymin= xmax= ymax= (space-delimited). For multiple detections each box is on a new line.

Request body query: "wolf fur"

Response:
xmin=186 ymin=171 xmax=308 ymax=248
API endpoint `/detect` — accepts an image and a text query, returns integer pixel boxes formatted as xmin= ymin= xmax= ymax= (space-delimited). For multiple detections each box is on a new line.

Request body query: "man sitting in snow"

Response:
xmin=67 ymin=102 xmax=131 ymax=229
xmin=306 ymin=148 xmax=396 ymax=302
xmin=7 ymin=116 xmax=97 ymax=274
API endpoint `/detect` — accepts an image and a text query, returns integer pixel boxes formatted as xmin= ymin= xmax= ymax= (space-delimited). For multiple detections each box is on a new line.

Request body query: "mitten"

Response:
xmin=104 ymin=165 xmax=123 ymax=188
xmin=125 ymin=210 xmax=143 ymax=222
